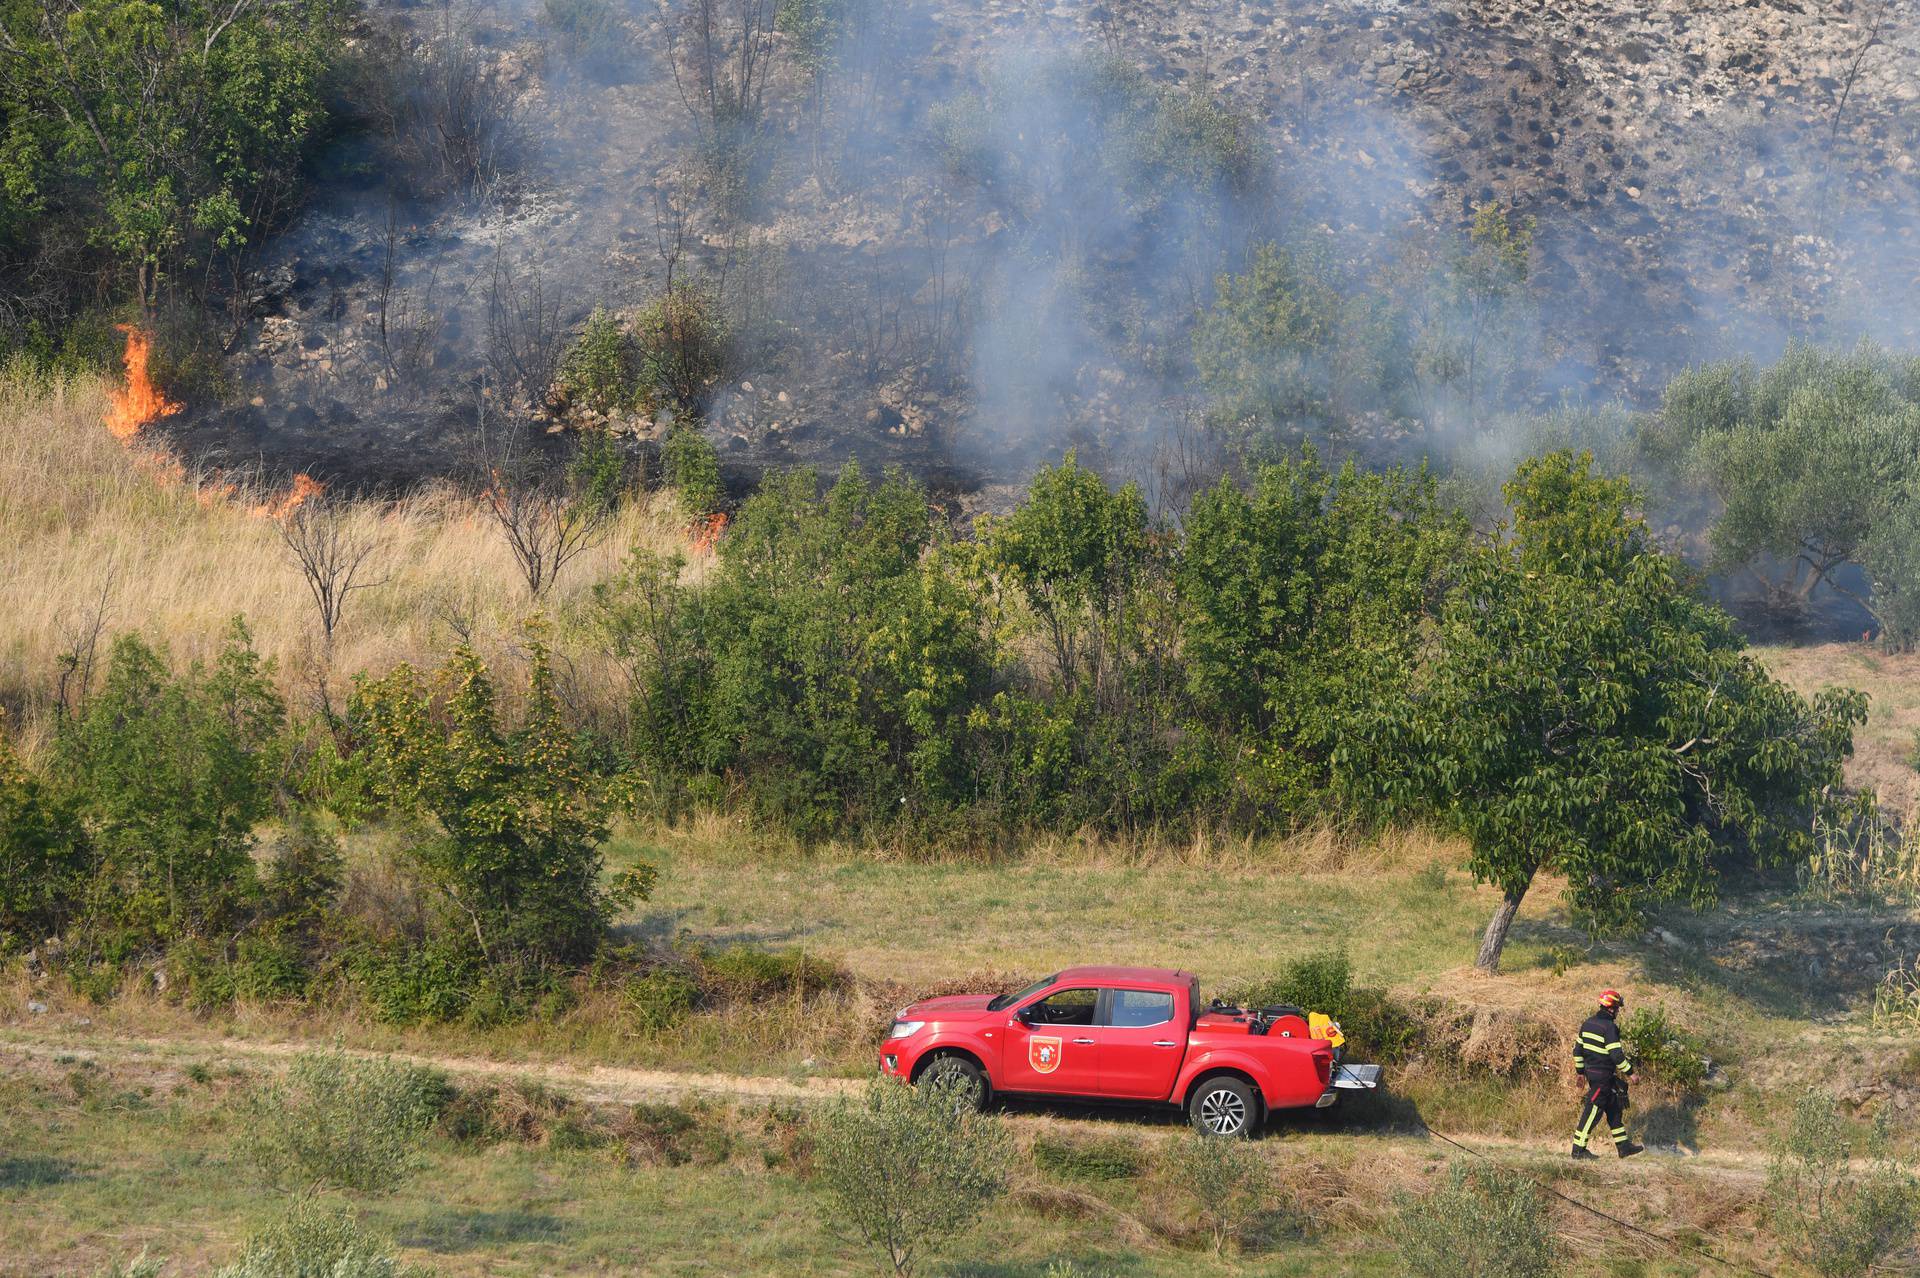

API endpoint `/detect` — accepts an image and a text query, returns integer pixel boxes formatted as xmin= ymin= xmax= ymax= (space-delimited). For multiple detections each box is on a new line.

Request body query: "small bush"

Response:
xmin=93 ymin=1253 xmax=166 ymax=1278
xmin=541 ymin=0 xmax=631 ymax=77
xmin=350 ymin=937 xmax=483 ymax=1026
xmin=1164 ymin=1130 xmax=1272 ymax=1255
xmin=626 ymin=966 xmax=701 ymax=1033
xmin=1032 ymin=1134 xmax=1144 ymax=1182
xmin=240 ymin=1049 xmax=447 ymax=1192
xmin=1223 ymin=950 xmax=1421 ymax=1063
xmin=618 ymin=1099 xmax=732 ymax=1166
xmin=441 ymin=1078 xmax=606 ymax=1150
xmin=634 ymin=285 xmax=726 ymax=418
xmin=1388 ymin=1163 xmax=1561 ymax=1278
xmin=814 ymin=1077 xmax=1012 ymax=1277
xmin=1622 ymin=1004 xmax=1710 ymax=1091
xmin=213 ymin=1199 xmax=426 ymax=1278
xmin=661 ymin=423 xmax=724 ymax=518
xmin=1766 ymin=1090 xmax=1920 ymax=1278
xmin=699 ymin=945 xmax=847 ymax=1000
xmin=559 ymin=308 xmax=637 ymax=415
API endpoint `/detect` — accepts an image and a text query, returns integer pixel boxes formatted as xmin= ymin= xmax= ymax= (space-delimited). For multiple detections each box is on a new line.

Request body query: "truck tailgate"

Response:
xmin=1331 ymin=1063 xmax=1381 ymax=1091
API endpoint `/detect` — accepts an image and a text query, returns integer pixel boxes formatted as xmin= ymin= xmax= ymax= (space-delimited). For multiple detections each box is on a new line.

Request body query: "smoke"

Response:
xmin=164 ymin=0 xmax=1919 ymax=513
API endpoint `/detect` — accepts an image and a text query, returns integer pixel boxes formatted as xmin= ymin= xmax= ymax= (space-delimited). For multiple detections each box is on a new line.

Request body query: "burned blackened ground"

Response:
xmin=170 ymin=0 xmax=1920 ymax=501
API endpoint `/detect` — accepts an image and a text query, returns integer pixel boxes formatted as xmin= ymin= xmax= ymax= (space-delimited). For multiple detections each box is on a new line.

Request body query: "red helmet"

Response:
xmin=1598 ymin=989 xmax=1624 ymax=1011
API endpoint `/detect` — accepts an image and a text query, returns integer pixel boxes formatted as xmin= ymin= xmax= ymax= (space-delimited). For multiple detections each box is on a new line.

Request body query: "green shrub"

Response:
xmin=1032 ymin=1133 xmax=1144 ymax=1182
xmin=559 ymin=308 xmax=637 ymax=414
xmin=348 ymin=639 xmax=620 ymax=974
xmin=626 ymin=966 xmax=701 ymax=1032
xmin=541 ymin=0 xmax=630 ymax=74
xmin=441 ymin=1078 xmax=606 ymax=1150
xmin=1766 ymin=1090 xmax=1920 ymax=1278
xmin=634 ymin=285 xmax=726 ymax=418
xmin=1622 ymin=1004 xmax=1709 ymax=1092
xmin=620 ymin=1099 xmax=731 ymax=1166
xmin=351 ymin=937 xmax=483 ymax=1026
xmin=0 ymin=721 xmax=89 ymax=949
xmin=239 ymin=1049 xmax=447 ymax=1192
xmin=52 ymin=620 xmax=284 ymax=946
xmin=1164 ymin=1130 xmax=1272 ymax=1255
xmin=699 ymin=945 xmax=847 ymax=1000
xmin=92 ymin=1253 xmax=166 ymax=1278
xmin=814 ymin=1077 xmax=1012 ymax=1277
xmin=661 ymin=423 xmax=724 ymax=517
xmin=1387 ymin=1163 xmax=1561 ymax=1278
xmin=212 ymin=1199 xmax=427 ymax=1278
xmin=1223 ymin=950 xmax=1421 ymax=1063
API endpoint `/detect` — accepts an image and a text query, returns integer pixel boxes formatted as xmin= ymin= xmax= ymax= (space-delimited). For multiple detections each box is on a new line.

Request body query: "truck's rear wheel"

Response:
xmin=917 ymin=1055 xmax=988 ymax=1112
xmin=1189 ymin=1076 xmax=1259 ymax=1137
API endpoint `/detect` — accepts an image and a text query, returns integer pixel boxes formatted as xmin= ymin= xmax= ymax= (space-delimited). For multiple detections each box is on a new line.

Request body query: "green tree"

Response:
xmin=1413 ymin=202 xmax=1535 ymax=430
xmin=348 ymin=635 xmax=626 ymax=969
xmin=0 ymin=718 xmax=90 ymax=948
xmin=1388 ymin=1163 xmax=1561 ymax=1278
xmin=1660 ymin=342 xmax=1920 ymax=635
xmin=0 ymin=0 xmax=344 ymax=316
xmin=558 ymin=307 xmax=637 ymax=415
xmin=1406 ymin=454 xmax=1862 ymax=970
xmin=54 ymin=619 xmax=284 ymax=943
xmin=815 ymin=1077 xmax=1011 ymax=1277
xmin=1765 ymin=1090 xmax=1920 ymax=1278
xmin=1177 ymin=449 xmax=1465 ymax=821
xmin=1194 ymin=241 xmax=1409 ymax=451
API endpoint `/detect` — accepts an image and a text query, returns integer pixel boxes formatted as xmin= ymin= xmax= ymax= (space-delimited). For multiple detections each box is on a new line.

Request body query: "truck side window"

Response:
xmin=1107 ymin=989 xmax=1175 ymax=1028
xmin=1027 ymin=987 xmax=1098 ymax=1026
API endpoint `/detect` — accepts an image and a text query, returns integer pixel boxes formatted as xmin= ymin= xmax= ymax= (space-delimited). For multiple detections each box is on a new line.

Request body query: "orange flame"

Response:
xmin=690 ymin=511 xmax=728 ymax=554
xmin=252 ymin=472 xmax=326 ymax=519
xmin=105 ymin=325 xmax=181 ymax=442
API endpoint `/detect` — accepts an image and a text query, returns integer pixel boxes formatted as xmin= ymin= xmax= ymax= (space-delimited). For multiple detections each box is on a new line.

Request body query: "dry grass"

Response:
xmin=1758 ymin=641 xmax=1920 ymax=818
xmin=0 ymin=370 xmax=697 ymax=754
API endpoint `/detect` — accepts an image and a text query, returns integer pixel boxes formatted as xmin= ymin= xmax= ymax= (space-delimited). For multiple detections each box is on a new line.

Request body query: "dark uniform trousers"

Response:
xmin=1572 ymin=1011 xmax=1632 ymax=1149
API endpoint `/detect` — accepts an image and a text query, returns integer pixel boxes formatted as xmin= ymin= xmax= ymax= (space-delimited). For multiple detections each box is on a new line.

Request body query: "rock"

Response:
xmin=27 ymin=1001 xmax=46 ymax=1014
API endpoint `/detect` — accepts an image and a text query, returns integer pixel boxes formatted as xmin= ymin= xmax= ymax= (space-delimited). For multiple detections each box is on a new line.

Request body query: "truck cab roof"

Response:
xmin=1052 ymin=965 xmax=1196 ymax=988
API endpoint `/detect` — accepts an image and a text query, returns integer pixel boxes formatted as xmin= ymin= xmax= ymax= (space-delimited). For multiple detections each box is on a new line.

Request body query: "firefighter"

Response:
xmin=1571 ymin=988 xmax=1643 ymax=1160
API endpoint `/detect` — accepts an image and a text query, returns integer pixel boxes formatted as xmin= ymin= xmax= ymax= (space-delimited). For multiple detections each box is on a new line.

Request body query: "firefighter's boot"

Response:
xmin=1571 ymin=1143 xmax=1599 ymax=1161
xmin=1616 ymin=1141 xmax=1644 ymax=1159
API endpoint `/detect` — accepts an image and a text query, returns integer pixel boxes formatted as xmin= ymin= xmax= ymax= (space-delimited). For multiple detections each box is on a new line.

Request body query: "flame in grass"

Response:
xmin=105 ymin=324 xmax=182 ymax=441
xmin=104 ymin=323 xmax=324 ymax=519
xmin=251 ymin=472 xmax=326 ymax=519
xmin=690 ymin=511 xmax=728 ymax=554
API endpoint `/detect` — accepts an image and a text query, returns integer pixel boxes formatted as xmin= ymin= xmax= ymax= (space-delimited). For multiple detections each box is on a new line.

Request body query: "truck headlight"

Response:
xmin=888 ymin=1020 xmax=925 ymax=1039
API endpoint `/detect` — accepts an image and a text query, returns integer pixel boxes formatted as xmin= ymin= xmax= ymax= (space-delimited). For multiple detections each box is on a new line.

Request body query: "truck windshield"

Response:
xmin=987 ymin=974 xmax=1058 ymax=1012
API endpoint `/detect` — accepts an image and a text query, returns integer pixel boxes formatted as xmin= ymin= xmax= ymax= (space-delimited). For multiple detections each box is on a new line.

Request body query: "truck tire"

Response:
xmin=917 ymin=1054 xmax=988 ymax=1112
xmin=1189 ymin=1075 xmax=1259 ymax=1137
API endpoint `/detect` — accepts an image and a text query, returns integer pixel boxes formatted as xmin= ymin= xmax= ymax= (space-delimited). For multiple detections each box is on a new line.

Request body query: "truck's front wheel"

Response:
xmin=916 ymin=1054 xmax=988 ymax=1112
xmin=1189 ymin=1076 xmax=1259 ymax=1137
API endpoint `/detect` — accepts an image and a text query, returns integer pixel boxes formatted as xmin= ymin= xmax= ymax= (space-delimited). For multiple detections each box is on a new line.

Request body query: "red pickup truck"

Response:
xmin=877 ymin=965 xmax=1379 ymax=1136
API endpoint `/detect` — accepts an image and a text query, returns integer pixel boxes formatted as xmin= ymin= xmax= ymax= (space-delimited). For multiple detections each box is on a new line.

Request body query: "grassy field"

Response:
xmin=0 ymin=369 xmax=694 ymax=756
xmin=0 ymin=1042 xmax=1766 ymax=1278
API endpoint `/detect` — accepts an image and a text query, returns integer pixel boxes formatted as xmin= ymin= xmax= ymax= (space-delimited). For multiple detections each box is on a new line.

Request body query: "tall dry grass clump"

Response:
xmin=0 ymin=368 xmax=693 ymax=752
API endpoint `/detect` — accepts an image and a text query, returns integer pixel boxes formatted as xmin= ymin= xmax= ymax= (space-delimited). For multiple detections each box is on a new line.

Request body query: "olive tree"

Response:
xmin=1408 ymin=453 xmax=1863 ymax=970
xmin=1660 ymin=341 xmax=1920 ymax=633
xmin=814 ymin=1078 xmax=1011 ymax=1277
xmin=1765 ymin=1090 xmax=1920 ymax=1277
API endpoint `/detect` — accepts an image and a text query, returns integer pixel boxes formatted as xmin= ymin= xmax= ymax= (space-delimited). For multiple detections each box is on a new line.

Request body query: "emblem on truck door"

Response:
xmin=1029 ymin=1036 xmax=1063 ymax=1073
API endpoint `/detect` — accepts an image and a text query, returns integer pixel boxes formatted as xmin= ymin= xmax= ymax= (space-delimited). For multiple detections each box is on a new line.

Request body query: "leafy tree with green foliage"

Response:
xmin=0 ymin=717 xmax=89 ymax=948
xmin=1405 ymin=453 xmax=1862 ymax=970
xmin=815 ymin=1076 xmax=1011 ymax=1277
xmin=1177 ymin=449 xmax=1465 ymax=821
xmin=603 ymin=464 xmax=998 ymax=837
xmin=0 ymin=0 xmax=344 ymax=324
xmin=1658 ymin=341 xmax=1920 ymax=636
xmin=1389 ymin=1163 xmax=1561 ymax=1278
xmin=1765 ymin=1089 xmax=1919 ymax=1278
xmin=661 ymin=422 xmax=724 ymax=517
xmin=1413 ymin=202 xmax=1535 ymax=431
xmin=348 ymin=634 xmax=634 ymax=970
xmin=558 ymin=307 xmax=638 ymax=415
xmin=1194 ymin=242 xmax=1410 ymax=451
xmin=54 ymin=619 xmax=284 ymax=944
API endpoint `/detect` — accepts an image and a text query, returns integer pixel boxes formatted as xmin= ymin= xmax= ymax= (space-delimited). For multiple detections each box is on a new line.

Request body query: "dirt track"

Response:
xmin=0 ymin=1025 xmax=1791 ymax=1181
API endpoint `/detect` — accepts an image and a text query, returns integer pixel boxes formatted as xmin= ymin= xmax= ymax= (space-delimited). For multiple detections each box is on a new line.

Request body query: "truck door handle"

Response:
xmin=1072 ymin=1037 xmax=1095 ymax=1045
xmin=1152 ymin=1041 xmax=1177 ymax=1048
